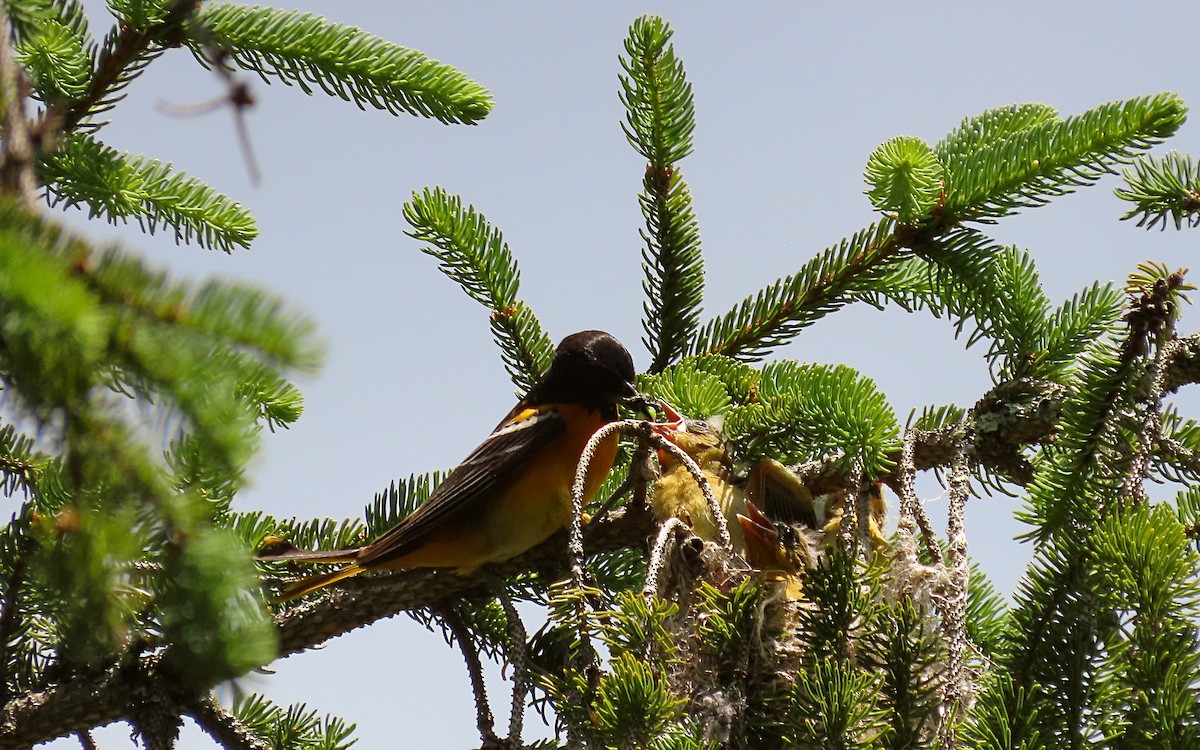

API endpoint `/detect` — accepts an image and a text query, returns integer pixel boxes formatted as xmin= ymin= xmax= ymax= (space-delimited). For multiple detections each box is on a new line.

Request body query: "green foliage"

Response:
xmin=364 ymin=471 xmax=445 ymax=537
xmin=908 ymin=404 xmax=968 ymax=431
xmin=914 ymin=230 xmax=1124 ymax=383
xmin=6 ymin=7 xmax=1200 ymax=749
xmin=232 ymin=693 xmax=358 ymax=750
xmin=620 ymin=16 xmax=705 ymax=372
xmin=638 ymin=357 xmax=733 ymax=419
xmin=604 ymin=590 xmax=680 ymax=659
xmin=1116 ymin=151 xmax=1200 ymax=229
xmin=940 ymin=94 xmax=1185 ymax=221
xmin=0 ymin=3 xmax=499 ymax=747
xmin=107 ymin=0 xmax=183 ymax=32
xmin=0 ymin=199 xmax=316 ymax=705
xmin=640 ymin=355 xmax=900 ymax=476
xmin=1092 ymin=505 xmax=1200 ymax=748
xmin=694 ymin=578 xmax=772 ymax=672
xmin=864 ymin=136 xmax=945 ymax=224
xmin=158 ymin=502 xmax=278 ymax=687
xmin=403 ymin=187 xmax=554 ymax=392
xmin=860 ymin=600 xmax=944 ymax=748
xmin=39 ymin=133 xmax=258 ymax=252
xmin=965 ymin=564 xmax=1008 ymax=660
xmin=689 ymin=218 xmax=902 ymax=361
xmin=784 ymin=661 xmax=887 ymax=749
xmin=15 ymin=17 xmax=91 ymax=101
xmin=593 ymin=652 xmax=688 ymax=747
xmin=960 ymin=674 xmax=1045 ymax=750
xmin=17 ymin=1 xmax=491 ymax=252
xmin=620 ymin=16 xmax=695 ymax=166
xmin=1174 ymin=485 xmax=1200 ymax=553
xmin=726 ymin=360 xmax=900 ymax=474
xmin=934 ymin=103 xmax=1060 ymax=164
xmin=195 ymin=3 xmax=493 ymax=125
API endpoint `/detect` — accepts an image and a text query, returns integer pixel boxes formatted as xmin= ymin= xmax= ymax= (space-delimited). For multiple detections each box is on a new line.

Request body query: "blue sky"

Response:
xmin=49 ymin=2 xmax=1200 ymax=747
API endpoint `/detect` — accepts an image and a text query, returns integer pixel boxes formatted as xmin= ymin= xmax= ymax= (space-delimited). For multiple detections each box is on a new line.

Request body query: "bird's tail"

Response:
xmin=255 ymin=538 xmax=366 ymax=600
xmin=256 ymin=547 xmax=360 ymax=564
xmin=277 ymin=564 xmax=364 ymax=600
xmin=277 ymin=563 xmax=365 ymax=601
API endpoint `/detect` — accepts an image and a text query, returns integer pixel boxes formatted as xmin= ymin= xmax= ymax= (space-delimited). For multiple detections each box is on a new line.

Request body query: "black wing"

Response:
xmin=357 ymin=407 xmax=565 ymax=566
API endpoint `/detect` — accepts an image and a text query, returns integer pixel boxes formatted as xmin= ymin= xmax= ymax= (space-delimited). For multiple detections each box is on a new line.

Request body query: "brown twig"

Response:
xmin=0 ymin=0 xmax=38 ymax=204
xmin=937 ymin=443 xmax=972 ymax=750
xmin=437 ymin=604 xmax=499 ymax=748
xmin=1122 ymin=336 xmax=1178 ymax=504
xmin=896 ymin=429 xmax=942 ymax=566
xmin=643 ymin=518 xmax=686 ymax=597
xmin=496 ymin=589 xmax=527 ymax=747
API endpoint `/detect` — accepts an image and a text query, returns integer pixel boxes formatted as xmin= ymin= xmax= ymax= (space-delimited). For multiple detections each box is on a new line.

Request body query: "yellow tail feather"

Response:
xmin=278 ymin=563 xmax=365 ymax=601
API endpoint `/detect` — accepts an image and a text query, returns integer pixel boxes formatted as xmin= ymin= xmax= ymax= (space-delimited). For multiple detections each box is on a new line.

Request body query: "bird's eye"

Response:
xmin=687 ymin=419 xmax=710 ymax=434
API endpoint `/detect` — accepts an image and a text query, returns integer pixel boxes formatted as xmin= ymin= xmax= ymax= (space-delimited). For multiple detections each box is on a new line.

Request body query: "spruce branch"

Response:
xmin=46 ymin=0 xmax=197 ymax=132
xmin=403 ymin=187 xmax=554 ymax=391
xmin=38 ymin=132 xmax=258 ymax=252
xmin=1121 ymin=336 xmax=1178 ymax=503
xmin=917 ymin=231 xmax=1053 ymax=379
xmin=999 ymin=268 xmax=1194 ymax=742
xmin=719 ymin=360 xmax=901 ymax=477
xmin=690 ymin=96 xmax=1182 ymax=364
xmin=1016 ymin=268 xmax=1167 ymax=542
xmin=189 ymin=696 xmax=272 ymax=750
xmin=619 ymin=16 xmax=704 ymax=373
xmin=228 ymin=693 xmax=357 ymax=750
xmin=0 ymin=424 xmax=47 ymax=498
xmin=1116 ymin=151 xmax=1200 ymax=230
xmin=619 ymin=16 xmax=694 ymax=167
xmin=942 ymin=93 xmax=1186 ymax=222
xmin=1162 ymin=332 xmax=1200 ymax=394
xmin=864 ymin=135 xmax=945 ymax=224
xmin=0 ymin=518 xmax=36 ymax=707
xmin=639 ymin=163 xmax=704 ymax=375
xmin=1117 ymin=264 xmax=1190 ymax=503
xmin=15 ymin=13 xmax=92 ymax=104
xmin=18 ymin=375 xmax=1198 ymax=746
xmin=934 ymin=102 xmax=1060 ymax=164
xmin=194 ymin=4 xmax=493 ymax=125
xmin=689 ymin=219 xmax=902 ymax=361
xmin=6 ymin=0 xmax=93 ymax=53
xmin=1035 ymin=281 xmax=1124 ymax=382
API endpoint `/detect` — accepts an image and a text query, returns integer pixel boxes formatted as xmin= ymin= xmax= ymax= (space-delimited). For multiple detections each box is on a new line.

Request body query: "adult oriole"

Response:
xmin=262 ymin=330 xmax=638 ymax=599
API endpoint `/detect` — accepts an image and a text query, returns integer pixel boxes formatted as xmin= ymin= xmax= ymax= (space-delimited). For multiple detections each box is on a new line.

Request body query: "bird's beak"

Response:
xmin=737 ymin=498 xmax=775 ymax=537
xmin=624 ymin=394 xmax=686 ymax=429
